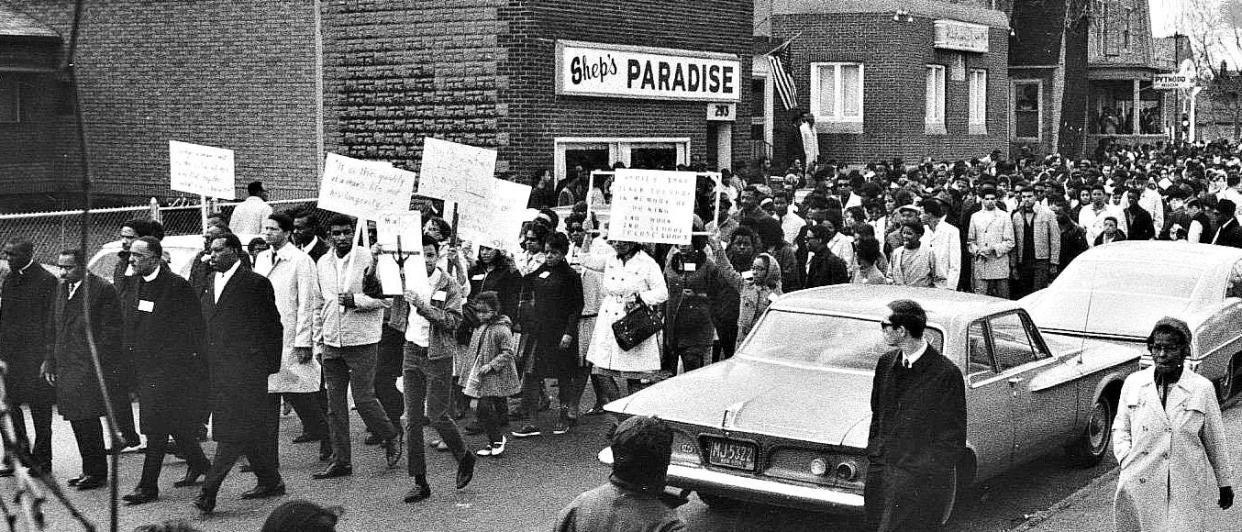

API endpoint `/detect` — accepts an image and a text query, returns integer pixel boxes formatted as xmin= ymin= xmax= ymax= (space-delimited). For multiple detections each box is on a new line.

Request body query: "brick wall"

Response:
xmin=0 ymin=36 xmax=67 ymax=204
xmin=22 ymin=1 xmax=320 ymax=201
xmin=772 ymin=13 xmax=1009 ymax=166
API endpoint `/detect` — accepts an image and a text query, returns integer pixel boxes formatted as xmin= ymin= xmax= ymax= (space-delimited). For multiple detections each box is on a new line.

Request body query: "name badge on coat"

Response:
xmin=137 ymin=300 xmax=155 ymax=312
xmin=431 ymin=291 xmax=447 ymax=302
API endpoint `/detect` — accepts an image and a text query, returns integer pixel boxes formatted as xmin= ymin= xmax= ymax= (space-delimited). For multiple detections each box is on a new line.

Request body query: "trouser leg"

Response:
xmin=287 ymin=392 xmax=328 ymax=440
xmin=992 ymin=278 xmax=1010 ymax=299
xmin=519 ymin=363 xmax=544 ymax=424
xmin=403 ymin=343 xmax=429 ymax=477
xmin=555 ymin=364 xmax=587 ymax=419
xmin=679 ymin=345 xmax=711 ymax=373
xmin=245 ymin=436 xmax=282 ymax=487
xmin=70 ymin=418 xmax=107 ymax=478
xmin=348 ymin=345 xmax=397 ymax=440
xmin=108 ymin=384 xmax=139 ymax=443
xmin=29 ymin=400 xmax=53 ymax=471
xmin=170 ymin=427 xmax=210 ymax=472
xmin=137 ymin=431 xmax=170 ymax=491
xmin=476 ymin=397 xmax=504 ymax=444
xmin=323 ymin=356 xmax=353 ymax=465
xmin=375 ymin=327 xmax=405 ymax=426
xmin=424 ymin=356 xmax=466 ymax=461
xmin=1032 ymin=260 xmax=1051 ymax=291
xmin=202 ymin=442 xmax=244 ymax=495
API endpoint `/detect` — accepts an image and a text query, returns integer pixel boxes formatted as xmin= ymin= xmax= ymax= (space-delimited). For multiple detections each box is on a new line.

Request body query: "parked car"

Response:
xmin=1021 ymin=240 xmax=1242 ymax=402
xmin=600 ymin=285 xmax=1137 ymax=519
xmin=88 ymin=233 xmax=259 ymax=282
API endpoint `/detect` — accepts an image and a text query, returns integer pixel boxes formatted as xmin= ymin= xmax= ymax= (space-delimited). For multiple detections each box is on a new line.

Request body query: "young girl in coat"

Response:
xmin=463 ymin=291 xmax=521 ymax=457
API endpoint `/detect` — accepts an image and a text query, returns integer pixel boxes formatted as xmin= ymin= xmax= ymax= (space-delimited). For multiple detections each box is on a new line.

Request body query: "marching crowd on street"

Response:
xmin=1 ymin=137 xmax=1241 ymax=530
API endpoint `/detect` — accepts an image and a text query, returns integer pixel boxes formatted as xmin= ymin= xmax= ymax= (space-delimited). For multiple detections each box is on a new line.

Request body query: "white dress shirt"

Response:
xmin=902 ymin=340 xmax=929 ymax=368
xmin=214 ymin=260 xmax=240 ymax=303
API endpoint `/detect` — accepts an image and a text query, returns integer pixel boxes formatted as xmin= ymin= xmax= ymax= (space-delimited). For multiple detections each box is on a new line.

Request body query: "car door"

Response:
xmin=963 ymin=319 xmax=1014 ymax=480
xmin=988 ymin=311 xmax=1070 ymax=459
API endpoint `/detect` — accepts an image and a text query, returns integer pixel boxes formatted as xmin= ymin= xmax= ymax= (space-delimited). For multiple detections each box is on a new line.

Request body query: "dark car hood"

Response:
xmin=606 ymin=357 xmax=874 ymax=447
xmin=1022 ymin=288 xmax=1190 ymax=340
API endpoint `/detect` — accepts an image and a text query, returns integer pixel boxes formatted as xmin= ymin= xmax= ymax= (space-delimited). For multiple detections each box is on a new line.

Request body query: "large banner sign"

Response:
xmin=319 ymin=153 xmax=417 ymax=218
xmin=556 ymin=40 xmax=740 ymax=102
xmin=607 ymin=169 xmax=697 ymax=245
xmin=169 ymin=141 xmax=235 ymax=199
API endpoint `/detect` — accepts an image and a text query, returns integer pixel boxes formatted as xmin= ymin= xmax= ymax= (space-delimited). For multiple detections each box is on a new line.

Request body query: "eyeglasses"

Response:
xmin=1148 ymin=344 xmax=1181 ymax=355
xmin=880 ymin=321 xmax=895 ymax=330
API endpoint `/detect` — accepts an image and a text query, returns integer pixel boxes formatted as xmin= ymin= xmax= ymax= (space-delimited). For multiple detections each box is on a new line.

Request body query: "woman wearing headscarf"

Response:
xmin=1113 ymin=317 xmax=1234 ymax=532
xmin=706 ymin=232 xmax=782 ymax=349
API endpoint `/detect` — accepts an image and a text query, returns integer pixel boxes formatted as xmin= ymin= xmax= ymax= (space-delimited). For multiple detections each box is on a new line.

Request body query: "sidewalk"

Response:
xmin=1009 ymin=467 xmax=1118 ymax=532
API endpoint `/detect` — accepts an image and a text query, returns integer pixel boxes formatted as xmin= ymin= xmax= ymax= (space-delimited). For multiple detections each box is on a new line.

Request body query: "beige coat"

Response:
xmin=255 ymin=244 xmax=323 ymax=393
xmin=314 ymin=248 xmax=387 ymax=348
xmin=1113 ymin=368 xmax=1234 ymax=532
xmin=967 ymin=208 xmax=1015 ymax=280
xmin=581 ymin=250 xmax=669 ymax=374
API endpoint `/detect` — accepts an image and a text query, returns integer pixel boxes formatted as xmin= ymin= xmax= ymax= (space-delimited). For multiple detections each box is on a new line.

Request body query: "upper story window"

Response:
xmin=810 ymin=62 xmax=863 ymax=133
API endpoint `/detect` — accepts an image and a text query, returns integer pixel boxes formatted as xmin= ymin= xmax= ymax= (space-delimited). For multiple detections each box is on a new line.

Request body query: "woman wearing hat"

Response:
xmin=1113 ymin=317 xmax=1234 ymax=531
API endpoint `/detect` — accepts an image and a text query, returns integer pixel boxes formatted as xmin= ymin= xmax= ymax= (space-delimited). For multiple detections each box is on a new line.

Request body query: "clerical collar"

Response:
xmin=142 ymin=268 xmax=159 ymax=283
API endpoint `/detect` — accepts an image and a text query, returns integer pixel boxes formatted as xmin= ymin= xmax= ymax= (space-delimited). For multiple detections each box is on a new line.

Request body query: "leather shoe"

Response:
xmin=311 ymin=462 xmax=352 ymax=480
xmin=122 ymin=488 xmax=158 ymax=505
xmin=456 ymin=453 xmax=475 ymax=490
xmin=193 ymin=492 xmax=216 ymax=514
xmin=402 ymin=484 xmax=431 ymax=503
xmin=291 ymin=433 xmax=321 ymax=444
xmin=66 ymin=474 xmax=88 ymax=486
xmin=319 ymin=442 xmax=333 ymax=462
xmin=75 ymin=475 xmax=107 ymax=490
xmin=173 ymin=467 xmax=208 ymax=488
xmin=240 ymin=482 xmax=286 ymax=500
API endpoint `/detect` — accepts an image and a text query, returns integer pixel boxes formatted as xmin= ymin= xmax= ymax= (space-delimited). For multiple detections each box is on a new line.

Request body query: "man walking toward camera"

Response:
xmin=866 ymin=299 xmax=966 ymax=531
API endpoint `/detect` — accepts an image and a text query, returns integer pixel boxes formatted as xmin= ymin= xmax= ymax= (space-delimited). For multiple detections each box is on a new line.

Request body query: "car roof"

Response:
xmin=771 ymin=285 xmax=1019 ymax=325
xmin=1077 ymin=240 xmax=1242 ymax=265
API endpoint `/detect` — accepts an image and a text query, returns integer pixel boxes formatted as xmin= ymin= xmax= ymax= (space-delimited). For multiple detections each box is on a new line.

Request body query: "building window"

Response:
xmin=553 ymin=137 xmax=690 ymax=183
xmin=969 ymin=69 xmax=987 ymax=135
xmin=925 ymin=65 xmax=946 ymax=134
xmin=0 ymin=77 xmax=21 ymax=123
xmin=809 ymin=62 xmax=863 ymax=133
xmin=1012 ymin=80 xmax=1041 ymax=140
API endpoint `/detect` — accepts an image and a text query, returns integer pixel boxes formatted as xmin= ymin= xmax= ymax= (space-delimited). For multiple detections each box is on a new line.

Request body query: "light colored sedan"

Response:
xmin=602 ymin=285 xmax=1136 ymax=519
xmin=1022 ymin=240 xmax=1242 ymax=402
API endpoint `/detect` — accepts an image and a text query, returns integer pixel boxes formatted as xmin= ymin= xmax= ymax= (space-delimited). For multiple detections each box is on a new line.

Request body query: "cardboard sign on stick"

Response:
xmin=319 ymin=153 xmax=416 ymax=217
xmin=169 ymin=140 xmax=235 ymax=199
xmin=607 ymin=169 xmax=697 ymax=244
xmin=417 ymin=138 xmax=497 ymax=203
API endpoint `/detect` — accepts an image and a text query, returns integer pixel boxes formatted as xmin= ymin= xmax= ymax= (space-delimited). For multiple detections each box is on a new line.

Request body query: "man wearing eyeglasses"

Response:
xmin=865 ymin=300 xmax=966 ymax=532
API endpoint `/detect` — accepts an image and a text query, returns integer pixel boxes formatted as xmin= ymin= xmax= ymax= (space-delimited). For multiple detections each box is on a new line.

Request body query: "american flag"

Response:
xmin=767 ymin=36 xmax=799 ymax=111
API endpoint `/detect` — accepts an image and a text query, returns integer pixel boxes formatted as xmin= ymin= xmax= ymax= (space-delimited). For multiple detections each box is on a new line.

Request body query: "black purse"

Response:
xmin=612 ymin=297 xmax=661 ymax=351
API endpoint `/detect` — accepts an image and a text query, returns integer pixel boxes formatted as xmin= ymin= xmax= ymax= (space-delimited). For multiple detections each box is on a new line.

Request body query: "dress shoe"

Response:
xmin=291 ymin=433 xmax=321 ymax=444
xmin=75 ymin=475 xmax=107 ymax=491
xmin=402 ymin=484 xmax=431 ymax=503
xmin=319 ymin=441 xmax=333 ymax=462
xmin=173 ymin=467 xmax=207 ymax=488
xmin=193 ymin=492 xmax=216 ymax=514
xmin=66 ymin=474 xmax=88 ymax=486
xmin=456 ymin=453 xmax=476 ymax=490
xmin=240 ymin=481 xmax=286 ymax=499
xmin=311 ymin=462 xmax=353 ymax=480
xmin=122 ymin=488 xmax=158 ymax=505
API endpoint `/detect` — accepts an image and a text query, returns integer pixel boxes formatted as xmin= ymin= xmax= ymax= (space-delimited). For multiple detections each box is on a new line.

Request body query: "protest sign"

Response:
xmin=375 ymin=211 xmax=424 ymax=253
xmin=373 ymin=211 xmax=429 ymax=296
xmin=607 ymin=169 xmax=697 ymax=244
xmin=319 ymin=153 xmax=417 ymax=218
xmin=169 ymin=140 xmax=235 ymax=199
xmin=417 ymin=138 xmax=497 ymax=203
xmin=460 ymin=179 xmax=531 ymax=254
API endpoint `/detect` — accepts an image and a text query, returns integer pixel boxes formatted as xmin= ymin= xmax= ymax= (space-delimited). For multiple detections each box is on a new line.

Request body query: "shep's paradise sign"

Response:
xmin=556 ymin=40 xmax=740 ymax=102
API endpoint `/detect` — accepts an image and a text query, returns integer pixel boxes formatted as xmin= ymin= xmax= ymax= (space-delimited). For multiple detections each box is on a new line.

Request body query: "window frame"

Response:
xmin=809 ymin=62 xmax=864 ymax=133
xmin=924 ymin=65 xmax=946 ymax=134
xmin=968 ymin=69 xmax=988 ymax=135
xmin=1011 ymin=79 xmax=1043 ymax=141
xmin=987 ymin=310 xmax=1051 ymax=373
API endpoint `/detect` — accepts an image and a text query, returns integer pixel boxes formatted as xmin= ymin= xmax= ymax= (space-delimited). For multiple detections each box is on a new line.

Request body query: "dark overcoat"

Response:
xmin=123 ymin=266 xmax=207 ymax=434
xmin=518 ymin=260 xmax=582 ymax=374
xmin=48 ymin=273 xmax=122 ymax=420
xmin=200 ymin=267 xmax=283 ymax=444
xmin=0 ymin=262 xmax=57 ymax=405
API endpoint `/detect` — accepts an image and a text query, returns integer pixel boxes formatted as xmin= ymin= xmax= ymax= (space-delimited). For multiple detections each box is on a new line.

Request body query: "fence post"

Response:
xmin=149 ymin=197 xmax=161 ymax=222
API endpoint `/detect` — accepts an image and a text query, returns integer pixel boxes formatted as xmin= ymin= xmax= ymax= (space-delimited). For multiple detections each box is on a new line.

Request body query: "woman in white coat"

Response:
xmin=1113 ymin=317 xmax=1234 ymax=532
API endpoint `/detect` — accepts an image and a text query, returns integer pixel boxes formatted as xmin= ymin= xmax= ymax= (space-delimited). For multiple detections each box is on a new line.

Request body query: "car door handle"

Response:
xmin=1007 ymin=376 xmax=1025 ymax=386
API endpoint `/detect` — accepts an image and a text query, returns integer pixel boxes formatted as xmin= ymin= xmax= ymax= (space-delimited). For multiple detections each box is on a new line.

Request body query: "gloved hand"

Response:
xmin=1220 ymin=486 xmax=1234 ymax=510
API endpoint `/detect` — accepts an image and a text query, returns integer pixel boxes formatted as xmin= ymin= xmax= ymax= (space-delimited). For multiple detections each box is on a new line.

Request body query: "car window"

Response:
xmin=1228 ymin=260 xmax=1242 ymax=299
xmin=740 ymin=310 xmax=944 ymax=371
xmin=989 ymin=312 xmax=1044 ymax=371
xmin=967 ymin=320 xmax=996 ymax=377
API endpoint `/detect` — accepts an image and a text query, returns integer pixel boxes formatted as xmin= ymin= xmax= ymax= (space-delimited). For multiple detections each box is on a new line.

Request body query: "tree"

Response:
xmin=1180 ymin=0 xmax=1242 ymax=140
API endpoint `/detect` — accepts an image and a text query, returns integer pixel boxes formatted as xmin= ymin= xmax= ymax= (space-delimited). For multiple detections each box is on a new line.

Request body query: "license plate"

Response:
xmin=706 ymin=439 xmax=756 ymax=471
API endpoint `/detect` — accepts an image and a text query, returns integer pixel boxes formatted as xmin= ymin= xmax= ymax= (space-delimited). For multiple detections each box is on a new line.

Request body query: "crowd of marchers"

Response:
xmin=2 ymin=138 xmax=1242 ymax=529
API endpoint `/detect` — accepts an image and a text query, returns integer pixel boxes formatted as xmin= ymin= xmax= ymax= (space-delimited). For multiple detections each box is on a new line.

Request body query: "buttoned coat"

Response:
xmin=47 ymin=273 xmax=121 ymax=421
xmin=1010 ymin=205 xmax=1062 ymax=267
xmin=254 ymin=245 xmax=322 ymax=393
xmin=920 ymin=219 xmax=962 ymax=290
xmin=0 ymin=261 xmax=57 ymax=404
xmin=582 ymin=250 xmax=669 ymax=374
xmin=200 ymin=268 xmax=283 ymax=443
xmin=123 ymin=266 xmax=207 ymax=434
xmin=314 ymin=248 xmax=387 ymax=349
xmin=967 ymin=208 xmax=1016 ymax=280
xmin=1113 ymin=368 xmax=1234 ymax=532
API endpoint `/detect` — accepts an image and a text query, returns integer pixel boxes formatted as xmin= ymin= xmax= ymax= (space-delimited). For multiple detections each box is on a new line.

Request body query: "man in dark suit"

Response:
xmin=1213 ymin=199 xmax=1242 ymax=248
xmin=293 ymin=210 xmax=330 ymax=262
xmin=1123 ymin=189 xmax=1156 ymax=241
xmin=866 ymin=300 xmax=967 ymax=532
xmin=0 ymin=239 xmax=58 ymax=474
xmin=120 ymin=237 xmax=212 ymax=505
xmin=797 ymin=225 xmax=850 ymax=288
xmin=194 ymin=233 xmax=285 ymax=514
xmin=41 ymin=249 xmax=121 ymax=490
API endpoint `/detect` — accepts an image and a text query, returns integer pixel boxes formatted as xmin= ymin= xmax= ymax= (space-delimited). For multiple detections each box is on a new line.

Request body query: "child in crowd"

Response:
xmin=463 ymin=291 xmax=521 ymax=457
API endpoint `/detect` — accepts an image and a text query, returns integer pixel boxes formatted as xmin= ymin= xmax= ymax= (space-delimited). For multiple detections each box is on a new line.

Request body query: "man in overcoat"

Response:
xmin=119 ymin=237 xmax=212 ymax=505
xmin=967 ymin=186 xmax=1015 ymax=298
xmin=194 ymin=233 xmax=285 ymax=514
xmin=865 ymin=299 xmax=967 ymax=531
xmin=41 ymin=249 xmax=121 ymax=490
xmin=0 ymin=239 xmax=57 ymax=473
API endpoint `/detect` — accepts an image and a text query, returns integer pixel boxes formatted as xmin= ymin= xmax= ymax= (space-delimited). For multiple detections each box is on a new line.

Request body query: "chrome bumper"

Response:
xmin=598 ymin=447 xmax=864 ymax=513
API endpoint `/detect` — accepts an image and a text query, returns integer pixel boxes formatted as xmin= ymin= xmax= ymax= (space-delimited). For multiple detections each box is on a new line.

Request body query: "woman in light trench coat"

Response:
xmin=1113 ymin=317 xmax=1234 ymax=532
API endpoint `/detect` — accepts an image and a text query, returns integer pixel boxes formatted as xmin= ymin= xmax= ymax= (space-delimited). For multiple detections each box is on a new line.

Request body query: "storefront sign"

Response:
xmin=1153 ymin=73 xmax=1194 ymax=90
xmin=608 ymin=169 xmax=697 ymax=244
xmin=556 ymin=41 xmax=740 ymax=102
xmin=169 ymin=140 xmax=235 ymax=199
xmin=933 ymin=20 xmax=990 ymax=53
xmin=706 ymin=103 xmax=736 ymax=121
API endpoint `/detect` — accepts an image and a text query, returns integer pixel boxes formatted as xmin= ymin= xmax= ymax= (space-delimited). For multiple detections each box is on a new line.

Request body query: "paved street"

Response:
xmin=15 ymin=387 xmax=1229 ymax=531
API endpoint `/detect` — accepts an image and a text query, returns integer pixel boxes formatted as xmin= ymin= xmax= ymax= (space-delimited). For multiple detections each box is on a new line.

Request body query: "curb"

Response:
xmin=1007 ymin=467 xmax=1119 ymax=532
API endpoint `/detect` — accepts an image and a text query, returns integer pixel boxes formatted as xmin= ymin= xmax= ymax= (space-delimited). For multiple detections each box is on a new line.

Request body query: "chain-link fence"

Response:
xmin=0 ymin=198 xmax=317 ymax=264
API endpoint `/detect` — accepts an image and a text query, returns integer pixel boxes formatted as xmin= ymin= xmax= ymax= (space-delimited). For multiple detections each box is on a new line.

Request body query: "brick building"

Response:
xmin=762 ymin=0 xmax=1011 ymax=167
xmin=3 ymin=0 xmax=752 ymax=207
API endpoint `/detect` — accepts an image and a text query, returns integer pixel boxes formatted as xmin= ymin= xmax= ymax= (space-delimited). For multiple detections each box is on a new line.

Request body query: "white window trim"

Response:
xmin=969 ymin=69 xmax=987 ymax=136
xmin=553 ymin=137 xmax=690 ymax=182
xmin=925 ymin=65 xmax=946 ymax=135
xmin=809 ymin=62 xmax=864 ymax=134
xmin=1011 ymin=79 xmax=1043 ymax=142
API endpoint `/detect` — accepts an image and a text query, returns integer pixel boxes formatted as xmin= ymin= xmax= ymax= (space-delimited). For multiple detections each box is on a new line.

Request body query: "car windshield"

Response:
xmin=1055 ymin=259 xmax=1203 ymax=299
xmin=739 ymin=310 xmax=944 ymax=371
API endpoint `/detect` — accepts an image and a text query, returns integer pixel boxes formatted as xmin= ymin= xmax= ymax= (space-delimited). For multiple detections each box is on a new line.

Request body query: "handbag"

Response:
xmin=612 ymin=298 xmax=661 ymax=351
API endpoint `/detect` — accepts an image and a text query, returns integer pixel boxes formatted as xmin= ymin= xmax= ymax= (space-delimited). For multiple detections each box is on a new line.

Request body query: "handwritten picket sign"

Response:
xmin=319 ymin=153 xmax=416 ymax=218
xmin=460 ymin=179 xmax=532 ymax=255
xmin=169 ymin=140 xmax=235 ymax=199
xmin=607 ymin=169 xmax=697 ymax=244
xmin=417 ymin=138 xmax=497 ymax=203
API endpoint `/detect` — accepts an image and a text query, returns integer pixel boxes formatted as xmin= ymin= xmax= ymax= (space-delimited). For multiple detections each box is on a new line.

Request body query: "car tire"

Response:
xmin=1066 ymin=398 xmax=1112 ymax=467
xmin=1215 ymin=354 xmax=1238 ymax=404
xmin=698 ymin=492 xmax=740 ymax=510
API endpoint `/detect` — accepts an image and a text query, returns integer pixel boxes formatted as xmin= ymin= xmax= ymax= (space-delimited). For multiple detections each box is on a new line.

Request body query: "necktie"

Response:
xmin=904 ymin=358 xmax=911 ymax=369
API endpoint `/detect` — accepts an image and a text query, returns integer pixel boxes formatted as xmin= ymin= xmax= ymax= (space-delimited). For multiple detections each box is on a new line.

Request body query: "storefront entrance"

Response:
xmin=554 ymin=137 xmax=690 ymax=182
